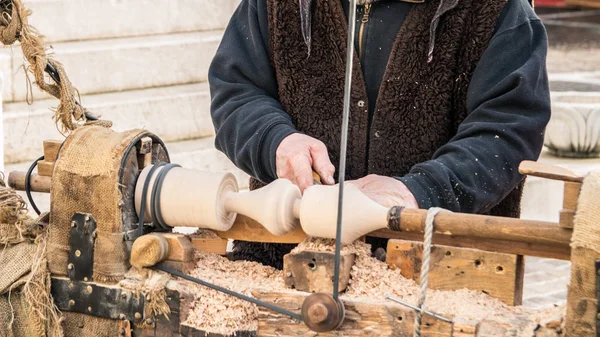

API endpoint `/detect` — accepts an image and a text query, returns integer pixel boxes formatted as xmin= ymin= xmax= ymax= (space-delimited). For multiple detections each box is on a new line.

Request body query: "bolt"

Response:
xmin=68 ymin=300 xmax=75 ymax=307
xmin=87 ymin=306 xmax=92 ymax=312
xmin=119 ymin=314 xmax=126 ymax=320
xmin=86 ymin=285 xmax=93 ymax=293
xmin=67 ymin=263 xmax=74 ymax=270
xmin=83 ymin=277 xmax=88 ymax=282
xmin=307 ymin=303 xmax=329 ymax=324
xmin=286 ymin=272 xmax=292 ymax=277
xmin=145 ymin=318 xmax=154 ymax=325
xmin=134 ymin=312 xmax=142 ymax=320
xmin=75 ymin=250 xmax=81 ymax=257
xmin=71 ymin=221 xmax=77 ymax=228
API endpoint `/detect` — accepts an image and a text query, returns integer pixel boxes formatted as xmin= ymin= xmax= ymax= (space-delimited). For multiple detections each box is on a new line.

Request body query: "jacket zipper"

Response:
xmin=358 ymin=3 xmax=371 ymax=60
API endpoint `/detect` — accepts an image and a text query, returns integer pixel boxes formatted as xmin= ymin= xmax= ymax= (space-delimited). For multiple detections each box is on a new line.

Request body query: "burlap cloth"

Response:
xmin=566 ymin=170 xmax=600 ymax=336
xmin=48 ymin=126 xmax=147 ymax=283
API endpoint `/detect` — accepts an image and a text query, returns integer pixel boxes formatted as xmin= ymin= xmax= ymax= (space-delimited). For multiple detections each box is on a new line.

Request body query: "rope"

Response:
xmin=414 ymin=207 xmax=444 ymax=337
xmin=0 ymin=0 xmax=112 ymax=133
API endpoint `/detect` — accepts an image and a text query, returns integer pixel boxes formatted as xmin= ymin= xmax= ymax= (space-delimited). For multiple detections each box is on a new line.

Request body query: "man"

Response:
xmin=209 ymin=0 xmax=551 ymax=268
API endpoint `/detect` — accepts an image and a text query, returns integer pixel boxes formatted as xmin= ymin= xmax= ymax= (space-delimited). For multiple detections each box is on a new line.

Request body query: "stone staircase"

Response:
xmin=2 ymin=0 xmax=248 ymax=185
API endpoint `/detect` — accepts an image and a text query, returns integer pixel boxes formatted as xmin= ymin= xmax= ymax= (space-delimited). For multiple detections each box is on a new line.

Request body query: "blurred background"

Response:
xmin=0 ymin=0 xmax=598 ymax=310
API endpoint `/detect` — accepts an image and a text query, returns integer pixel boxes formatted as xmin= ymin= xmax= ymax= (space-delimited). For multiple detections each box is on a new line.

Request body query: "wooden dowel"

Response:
xmin=518 ymin=160 xmax=584 ymax=183
xmin=8 ymin=171 xmax=51 ymax=193
xmin=395 ymin=208 xmax=572 ymax=247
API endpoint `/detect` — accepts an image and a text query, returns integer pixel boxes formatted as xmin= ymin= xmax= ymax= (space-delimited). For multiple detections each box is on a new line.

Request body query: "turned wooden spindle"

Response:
xmin=299 ymin=184 xmax=389 ymax=244
xmin=135 ymin=165 xmax=301 ymax=234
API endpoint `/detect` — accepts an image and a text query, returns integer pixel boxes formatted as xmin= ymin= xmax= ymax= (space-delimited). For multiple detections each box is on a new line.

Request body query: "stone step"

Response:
xmin=3 ymin=83 xmax=214 ymax=163
xmin=24 ymin=0 xmax=238 ymax=43
xmin=1 ymin=30 xmax=222 ymax=103
xmin=6 ymin=135 xmax=249 ymax=217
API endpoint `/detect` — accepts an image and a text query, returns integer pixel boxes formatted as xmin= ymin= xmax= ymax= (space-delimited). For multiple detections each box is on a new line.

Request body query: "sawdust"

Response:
xmin=182 ymin=237 xmax=564 ymax=336
xmin=182 ymin=251 xmax=286 ymax=335
xmin=189 ymin=229 xmax=220 ymax=239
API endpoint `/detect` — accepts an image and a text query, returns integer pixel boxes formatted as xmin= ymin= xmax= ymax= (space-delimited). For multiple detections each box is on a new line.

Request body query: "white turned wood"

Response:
xmin=135 ymin=165 xmax=239 ymax=231
xmin=299 ymin=184 xmax=389 ymax=244
xmin=224 ymin=179 xmax=301 ymax=235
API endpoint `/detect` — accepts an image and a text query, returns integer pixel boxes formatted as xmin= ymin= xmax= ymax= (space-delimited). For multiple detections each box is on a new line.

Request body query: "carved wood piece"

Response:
xmin=283 ymin=250 xmax=355 ymax=293
xmin=158 ymin=233 xmax=194 ymax=262
xmin=386 ymin=239 xmax=524 ymax=306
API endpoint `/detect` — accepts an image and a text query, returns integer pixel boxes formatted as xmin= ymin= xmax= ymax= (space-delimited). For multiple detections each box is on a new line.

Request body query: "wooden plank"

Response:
xmin=386 ymin=240 xmax=524 ymax=305
xmin=216 ymin=215 xmax=307 ymax=243
xmin=563 ymin=181 xmax=582 ymax=210
xmin=283 ymin=251 xmax=355 ymax=293
xmin=373 ymin=230 xmax=571 ymax=261
xmin=8 ymin=171 xmax=51 ymax=193
xmin=43 ymin=139 xmax=63 ymax=162
xmin=519 ymin=160 xmax=584 ymax=183
xmin=253 ymin=290 xmax=453 ymax=336
xmin=190 ymin=237 xmax=228 ymax=255
xmin=37 ymin=160 xmax=55 ymax=177
xmin=452 ymin=318 xmax=478 ymax=337
xmin=559 ymin=209 xmax=575 ymax=229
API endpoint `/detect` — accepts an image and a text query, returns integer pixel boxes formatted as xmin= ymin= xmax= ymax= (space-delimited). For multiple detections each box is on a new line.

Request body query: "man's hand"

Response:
xmin=276 ymin=133 xmax=336 ymax=191
xmin=347 ymin=174 xmax=418 ymax=209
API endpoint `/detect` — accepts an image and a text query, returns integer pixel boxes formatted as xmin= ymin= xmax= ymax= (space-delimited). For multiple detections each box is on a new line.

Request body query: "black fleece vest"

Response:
xmin=255 ymin=0 xmax=523 ymax=218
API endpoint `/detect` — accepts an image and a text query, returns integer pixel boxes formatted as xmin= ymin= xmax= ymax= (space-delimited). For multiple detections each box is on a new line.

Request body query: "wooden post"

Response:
xmin=559 ymin=181 xmax=581 ymax=229
xmin=283 ymin=250 xmax=355 ymax=293
xmin=155 ymin=233 xmax=196 ymax=273
xmin=386 ymin=239 xmax=525 ymax=306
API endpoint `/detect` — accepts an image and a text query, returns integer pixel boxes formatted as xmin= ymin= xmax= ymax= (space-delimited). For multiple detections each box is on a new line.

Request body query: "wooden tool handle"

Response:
xmin=8 ymin=171 xmax=51 ymax=193
xmin=312 ymin=171 xmax=322 ymax=185
xmin=518 ymin=160 xmax=584 ymax=183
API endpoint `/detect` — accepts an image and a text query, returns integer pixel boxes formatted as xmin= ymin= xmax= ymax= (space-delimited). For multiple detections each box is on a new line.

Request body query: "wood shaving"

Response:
xmin=182 ymin=251 xmax=286 ymax=335
xmin=183 ymin=237 xmax=565 ymax=336
xmin=188 ymin=229 xmax=220 ymax=239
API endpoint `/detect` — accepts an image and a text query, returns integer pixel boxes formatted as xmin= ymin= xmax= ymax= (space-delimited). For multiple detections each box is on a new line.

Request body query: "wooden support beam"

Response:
xmin=559 ymin=209 xmax=575 ymax=229
xmin=283 ymin=250 xmax=355 ymax=293
xmin=8 ymin=171 xmax=51 ymax=193
xmin=519 ymin=160 xmax=584 ymax=183
xmin=43 ymin=139 xmax=63 ymax=162
xmin=386 ymin=240 xmax=524 ymax=306
xmin=190 ymin=237 xmax=228 ymax=255
xmin=216 ymin=215 xmax=307 ymax=243
xmin=219 ymin=215 xmax=571 ymax=260
xmin=563 ymin=181 xmax=582 ymax=210
xmin=253 ymin=290 xmax=453 ymax=336
xmin=37 ymin=160 xmax=55 ymax=177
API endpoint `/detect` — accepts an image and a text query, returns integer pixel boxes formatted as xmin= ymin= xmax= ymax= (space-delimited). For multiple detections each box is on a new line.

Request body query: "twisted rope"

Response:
xmin=0 ymin=0 xmax=112 ymax=133
xmin=414 ymin=207 xmax=444 ymax=337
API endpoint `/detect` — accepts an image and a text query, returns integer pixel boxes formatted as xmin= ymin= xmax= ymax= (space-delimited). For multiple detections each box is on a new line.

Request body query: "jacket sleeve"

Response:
xmin=209 ymin=0 xmax=296 ymax=183
xmin=398 ymin=0 xmax=551 ymax=213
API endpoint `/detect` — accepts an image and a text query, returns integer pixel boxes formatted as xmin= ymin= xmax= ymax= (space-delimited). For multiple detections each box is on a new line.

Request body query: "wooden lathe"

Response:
xmin=6 ymin=127 xmax=596 ymax=337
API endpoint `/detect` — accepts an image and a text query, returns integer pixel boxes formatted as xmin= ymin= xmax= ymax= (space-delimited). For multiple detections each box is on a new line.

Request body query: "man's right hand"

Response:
xmin=276 ymin=133 xmax=336 ymax=192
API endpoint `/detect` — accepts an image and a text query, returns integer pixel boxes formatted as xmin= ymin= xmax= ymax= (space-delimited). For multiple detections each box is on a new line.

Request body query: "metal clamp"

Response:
xmin=68 ymin=213 xmax=97 ymax=281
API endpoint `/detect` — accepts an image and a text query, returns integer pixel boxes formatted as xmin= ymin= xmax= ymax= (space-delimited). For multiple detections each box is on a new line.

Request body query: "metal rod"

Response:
xmin=333 ymin=0 xmax=358 ymax=301
xmin=386 ymin=295 xmax=452 ymax=324
xmin=155 ymin=265 xmax=303 ymax=321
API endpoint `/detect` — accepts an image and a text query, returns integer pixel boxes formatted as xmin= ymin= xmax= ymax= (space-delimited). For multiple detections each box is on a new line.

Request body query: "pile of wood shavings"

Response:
xmin=189 ymin=229 xmax=220 ymax=238
xmin=182 ymin=251 xmax=286 ymax=335
xmin=294 ymin=237 xmax=565 ymax=335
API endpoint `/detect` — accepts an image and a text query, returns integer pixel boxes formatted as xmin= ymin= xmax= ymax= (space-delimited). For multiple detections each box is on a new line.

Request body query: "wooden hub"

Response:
xmin=301 ymin=293 xmax=345 ymax=332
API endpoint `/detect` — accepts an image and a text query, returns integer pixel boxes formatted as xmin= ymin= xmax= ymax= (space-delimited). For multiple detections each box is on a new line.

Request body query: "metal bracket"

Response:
xmin=594 ymin=260 xmax=600 ymax=337
xmin=68 ymin=213 xmax=97 ymax=281
xmin=51 ymin=277 xmax=145 ymax=323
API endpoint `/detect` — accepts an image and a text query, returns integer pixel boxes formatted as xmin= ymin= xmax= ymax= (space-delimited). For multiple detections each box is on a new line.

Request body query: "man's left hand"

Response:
xmin=347 ymin=174 xmax=418 ymax=209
